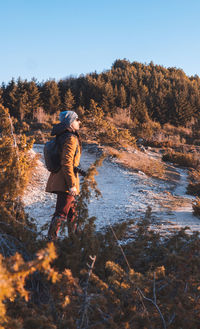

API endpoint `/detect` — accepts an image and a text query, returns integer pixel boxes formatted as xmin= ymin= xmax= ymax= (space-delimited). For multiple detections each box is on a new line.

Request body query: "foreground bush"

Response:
xmin=1 ymin=218 xmax=200 ymax=329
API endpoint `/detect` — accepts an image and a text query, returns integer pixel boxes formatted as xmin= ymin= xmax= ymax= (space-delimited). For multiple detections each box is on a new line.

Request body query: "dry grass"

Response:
xmin=187 ymin=169 xmax=200 ymax=197
xmin=107 ymin=108 xmax=133 ymax=128
xmin=33 ymin=107 xmax=49 ymax=123
xmin=103 ymin=146 xmax=165 ymax=179
xmin=188 ymin=168 xmax=200 ymax=183
xmin=147 ymin=124 xmax=193 ymax=148
xmin=162 ymin=151 xmax=199 ymax=169
xmin=163 ymin=123 xmax=192 ymax=136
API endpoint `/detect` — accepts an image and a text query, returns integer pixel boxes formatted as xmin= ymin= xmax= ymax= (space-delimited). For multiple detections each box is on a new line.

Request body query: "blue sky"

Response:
xmin=0 ymin=0 xmax=200 ymax=84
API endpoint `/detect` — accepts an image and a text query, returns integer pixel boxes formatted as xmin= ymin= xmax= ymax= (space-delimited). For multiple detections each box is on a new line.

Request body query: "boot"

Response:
xmin=47 ymin=214 xmax=65 ymax=241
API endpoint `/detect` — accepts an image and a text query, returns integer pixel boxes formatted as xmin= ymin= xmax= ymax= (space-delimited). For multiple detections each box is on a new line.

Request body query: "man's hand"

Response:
xmin=69 ymin=186 xmax=77 ymax=196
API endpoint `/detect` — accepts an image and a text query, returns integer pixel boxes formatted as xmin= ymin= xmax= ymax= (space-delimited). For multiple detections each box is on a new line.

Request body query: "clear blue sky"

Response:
xmin=1 ymin=0 xmax=200 ymax=84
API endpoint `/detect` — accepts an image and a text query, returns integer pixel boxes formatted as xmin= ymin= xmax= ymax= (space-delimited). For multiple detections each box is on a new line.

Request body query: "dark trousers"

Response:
xmin=48 ymin=192 xmax=77 ymax=240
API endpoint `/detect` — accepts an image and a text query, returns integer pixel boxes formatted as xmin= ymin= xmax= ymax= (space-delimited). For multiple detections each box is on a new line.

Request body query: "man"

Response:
xmin=46 ymin=110 xmax=81 ymax=241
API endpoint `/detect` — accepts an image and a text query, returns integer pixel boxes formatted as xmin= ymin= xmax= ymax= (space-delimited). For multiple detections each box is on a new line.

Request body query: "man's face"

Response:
xmin=70 ymin=118 xmax=81 ymax=131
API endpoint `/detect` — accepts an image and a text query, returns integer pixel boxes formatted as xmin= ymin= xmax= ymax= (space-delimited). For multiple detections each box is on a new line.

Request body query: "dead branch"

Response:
xmin=137 ymin=287 xmax=167 ymax=329
xmin=78 ymin=255 xmax=96 ymax=329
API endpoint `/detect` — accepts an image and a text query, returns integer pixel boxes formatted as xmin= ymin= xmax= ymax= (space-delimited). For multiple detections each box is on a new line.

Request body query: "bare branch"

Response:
xmin=137 ymin=287 xmax=167 ymax=329
xmin=78 ymin=255 xmax=96 ymax=329
xmin=109 ymin=223 xmax=131 ymax=271
xmin=153 ymin=272 xmax=157 ymax=304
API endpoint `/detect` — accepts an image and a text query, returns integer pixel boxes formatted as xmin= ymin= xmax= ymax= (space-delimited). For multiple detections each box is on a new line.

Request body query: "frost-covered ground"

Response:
xmin=22 ymin=144 xmax=200 ymax=236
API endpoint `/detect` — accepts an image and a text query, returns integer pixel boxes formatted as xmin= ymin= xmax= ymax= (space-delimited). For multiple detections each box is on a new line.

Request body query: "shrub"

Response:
xmin=30 ymin=122 xmax=52 ymax=130
xmin=187 ymin=183 xmax=200 ymax=196
xmin=192 ymin=197 xmax=200 ymax=217
xmin=21 ymin=121 xmax=30 ymax=132
xmin=193 ymin=139 xmax=200 ymax=146
xmin=133 ymin=119 xmax=161 ymax=140
xmin=84 ymin=100 xmax=136 ymax=147
xmin=33 ymin=130 xmax=48 ymax=143
xmin=162 ymin=150 xmax=199 ymax=168
xmin=163 ymin=123 xmax=192 ymax=137
xmin=110 ymin=107 xmax=132 ymax=128
xmin=144 ymin=139 xmax=174 ymax=148
xmin=32 ymin=107 xmax=49 ymax=123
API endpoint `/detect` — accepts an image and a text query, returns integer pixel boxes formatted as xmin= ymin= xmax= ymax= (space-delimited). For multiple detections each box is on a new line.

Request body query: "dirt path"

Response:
xmin=22 ymin=144 xmax=200 ymax=236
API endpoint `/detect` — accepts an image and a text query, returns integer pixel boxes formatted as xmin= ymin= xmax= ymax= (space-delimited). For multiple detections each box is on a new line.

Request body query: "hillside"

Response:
xmin=1 ymin=61 xmax=200 ymax=328
xmin=23 ymin=143 xmax=200 ymax=237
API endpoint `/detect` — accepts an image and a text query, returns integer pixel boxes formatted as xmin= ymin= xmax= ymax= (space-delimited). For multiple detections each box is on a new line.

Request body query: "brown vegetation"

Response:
xmin=192 ymin=197 xmax=200 ymax=217
xmin=1 ymin=217 xmax=200 ymax=329
xmin=103 ymin=146 xmax=165 ymax=179
xmin=162 ymin=150 xmax=199 ymax=169
xmin=187 ymin=169 xmax=200 ymax=198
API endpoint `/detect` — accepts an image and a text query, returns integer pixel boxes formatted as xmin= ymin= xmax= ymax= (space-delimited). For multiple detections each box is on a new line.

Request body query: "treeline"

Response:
xmin=1 ymin=59 xmax=200 ymax=126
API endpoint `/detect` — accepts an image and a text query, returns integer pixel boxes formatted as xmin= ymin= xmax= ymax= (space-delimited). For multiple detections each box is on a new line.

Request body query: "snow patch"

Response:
xmin=22 ymin=144 xmax=200 ymax=236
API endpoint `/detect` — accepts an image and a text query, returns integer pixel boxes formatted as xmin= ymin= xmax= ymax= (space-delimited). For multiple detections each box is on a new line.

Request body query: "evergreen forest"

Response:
xmin=1 ymin=59 xmax=200 ymax=127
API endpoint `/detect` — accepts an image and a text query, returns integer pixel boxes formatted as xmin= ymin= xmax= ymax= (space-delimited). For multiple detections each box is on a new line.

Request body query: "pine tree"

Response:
xmin=101 ymin=82 xmax=115 ymax=113
xmin=63 ymin=88 xmax=75 ymax=111
xmin=118 ymin=85 xmax=127 ymax=108
xmin=15 ymin=78 xmax=29 ymax=121
xmin=41 ymin=80 xmax=61 ymax=114
xmin=26 ymin=80 xmax=41 ymax=120
xmin=174 ymin=91 xmax=195 ymax=125
xmin=2 ymin=78 xmax=18 ymax=118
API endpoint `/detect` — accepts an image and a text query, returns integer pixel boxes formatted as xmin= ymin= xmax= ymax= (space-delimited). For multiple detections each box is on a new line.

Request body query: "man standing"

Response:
xmin=46 ymin=110 xmax=81 ymax=241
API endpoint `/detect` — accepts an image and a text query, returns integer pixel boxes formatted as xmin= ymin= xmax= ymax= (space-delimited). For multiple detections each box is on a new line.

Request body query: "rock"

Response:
xmin=138 ymin=145 xmax=146 ymax=153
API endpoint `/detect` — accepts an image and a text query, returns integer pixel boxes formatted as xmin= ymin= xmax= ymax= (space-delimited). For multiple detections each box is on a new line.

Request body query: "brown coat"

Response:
xmin=46 ymin=134 xmax=81 ymax=194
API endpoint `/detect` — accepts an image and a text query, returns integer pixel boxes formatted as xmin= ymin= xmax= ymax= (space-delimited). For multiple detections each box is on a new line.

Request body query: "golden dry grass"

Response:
xmin=163 ymin=123 xmax=192 ymax=136
xmin=162 ymin=151 xmax=199 ymax=169
xmin=103 ymin=146 xmax=165 ymax=179
xmin=107 ymin=108 xmax=133 ymax=128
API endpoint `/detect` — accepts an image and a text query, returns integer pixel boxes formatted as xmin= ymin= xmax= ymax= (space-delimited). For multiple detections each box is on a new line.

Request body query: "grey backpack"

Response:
xmin=43 ymin=138 xmax=61 ymax=173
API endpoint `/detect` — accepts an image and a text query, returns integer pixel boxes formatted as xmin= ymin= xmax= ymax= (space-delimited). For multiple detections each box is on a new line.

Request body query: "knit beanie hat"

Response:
xmin=59 ymin=111 xmax=78 ymax=126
